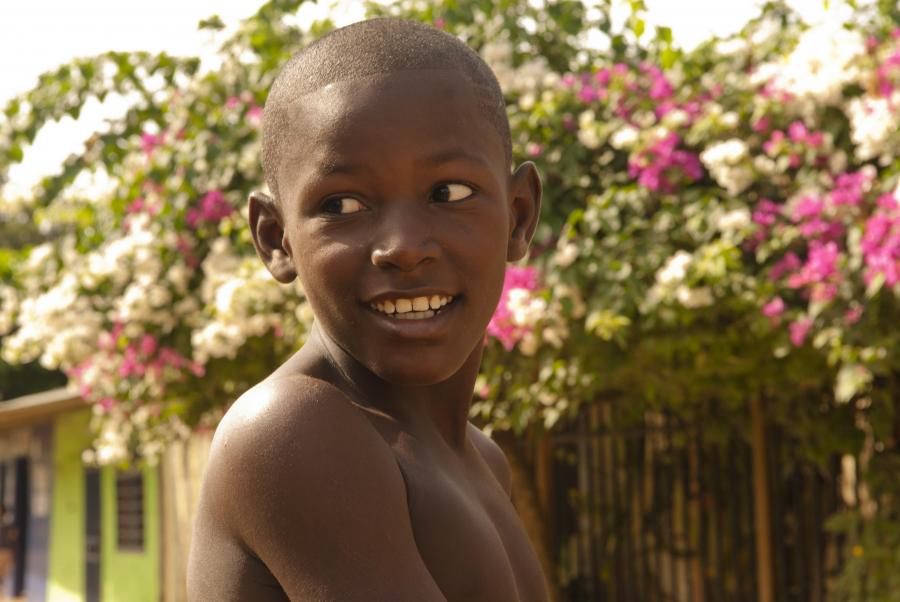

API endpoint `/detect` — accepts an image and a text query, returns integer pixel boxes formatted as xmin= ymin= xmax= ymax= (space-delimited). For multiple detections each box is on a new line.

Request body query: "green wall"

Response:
xmin=101 ymin=463 xmax=160 ymax=602
xmin=46 ymin=410 xmax=89 ymax=602
xmin=46 ymin=410 xmax=160 ymax=602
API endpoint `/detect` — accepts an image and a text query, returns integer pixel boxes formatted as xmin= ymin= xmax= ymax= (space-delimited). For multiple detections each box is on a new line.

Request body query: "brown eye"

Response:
xmin=322 ymin=197 xmax=366 ymax=214
xmin=431 ymin=183 xmax=474 ymax=203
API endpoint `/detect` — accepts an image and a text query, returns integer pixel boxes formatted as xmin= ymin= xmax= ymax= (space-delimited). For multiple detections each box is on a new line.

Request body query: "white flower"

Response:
xmin=506 ymin=288 xmax=546 ymax=328
xmin=701 ymin=139 xmax=748 ymax=166
xmin=661 ymin=109 xmax=690 ymax=129
xmin=720 ymin=112 xmax=739 ymax=128
xmin=656 ymin=251 xmax=693 ymax=285
xmin=675 ymin=285 xmax=714 ymax=308
xmin=701 ymin=139 xmax=753 ymax=195
xmin=846 ymin=92 xmax=900 ymax=160
xmin=610 ymin=126 xmax=639 ymax=150
xmin=717 ymin=37 xmax=748 ymax=56
xmin=0 ymin=286 xmax=18 ymax=334
xmin=716 ymin=208 xmax=751 ymax=232
xmin=554 ymin=242 xmax=579 ymax=267
xmin=578 ymin=127 xmax=601 ymax=149
xmin=757 ymin=23 xmax=866 ymax=105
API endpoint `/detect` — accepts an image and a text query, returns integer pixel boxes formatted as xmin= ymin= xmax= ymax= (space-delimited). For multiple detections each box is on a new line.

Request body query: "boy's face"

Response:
xmin=251 ymin=69 xmax=540 ymax=385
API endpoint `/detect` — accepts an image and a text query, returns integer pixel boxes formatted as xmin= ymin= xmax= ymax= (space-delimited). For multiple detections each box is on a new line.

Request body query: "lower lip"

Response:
xmin=365 ymin=298 xmax=460 ymax=340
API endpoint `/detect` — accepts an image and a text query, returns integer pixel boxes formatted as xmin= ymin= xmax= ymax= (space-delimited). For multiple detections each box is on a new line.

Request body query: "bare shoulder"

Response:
xmin=205 ymin=372 xmax=401 ymax=531
xmin=467 ymin=423 xmax=512 ymax=496
xmin=190 ymin=374 xmax=445 ymax=601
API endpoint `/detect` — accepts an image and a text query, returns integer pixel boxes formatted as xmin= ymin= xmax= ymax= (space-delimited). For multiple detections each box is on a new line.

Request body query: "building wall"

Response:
xmin=46 ymin=410 xmax=89 ymax=602
xmin=25 ymin=424 xmax=53 ymax=602
xmin=100 ymin=464 xmax=160 ymax=602
xmin=46 ymin=409 xmax=160 ymax=602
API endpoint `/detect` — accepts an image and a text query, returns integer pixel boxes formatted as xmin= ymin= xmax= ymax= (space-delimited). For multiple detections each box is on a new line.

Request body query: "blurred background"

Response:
xmin=1 ymin=0 xmax=898 ymax=600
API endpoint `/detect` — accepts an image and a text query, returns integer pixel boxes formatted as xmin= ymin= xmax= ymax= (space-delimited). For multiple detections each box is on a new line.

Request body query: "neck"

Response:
xmin=304 ymin=323 xmax=482 ymax=450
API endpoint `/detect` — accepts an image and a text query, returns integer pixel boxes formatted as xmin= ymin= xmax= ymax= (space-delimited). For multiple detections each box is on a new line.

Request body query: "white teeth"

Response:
xmin=369 ymin=295 xmax=455 ymax=317
xmin=395 ymin=309 xmax=435 ymax=320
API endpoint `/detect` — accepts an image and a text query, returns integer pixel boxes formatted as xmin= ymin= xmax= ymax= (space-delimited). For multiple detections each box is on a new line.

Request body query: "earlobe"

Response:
xmin=507 ymin=161 xmax=542 ymax=261
xmin=248 ymin=191 xmax=298 ymax=283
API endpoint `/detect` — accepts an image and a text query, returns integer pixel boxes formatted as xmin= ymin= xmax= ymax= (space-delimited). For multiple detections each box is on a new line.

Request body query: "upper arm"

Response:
xmin=468 ymin=424 xmax=512 ymax=497
xmin=190 ymin=377 xmax=446 ymax=602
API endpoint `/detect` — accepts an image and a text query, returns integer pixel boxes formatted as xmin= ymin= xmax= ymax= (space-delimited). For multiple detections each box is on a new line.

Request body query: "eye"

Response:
xmin=322 ymin=197 xmax=366 ymax=215
xmin=431 ymin=183 xmax=474 ymax=203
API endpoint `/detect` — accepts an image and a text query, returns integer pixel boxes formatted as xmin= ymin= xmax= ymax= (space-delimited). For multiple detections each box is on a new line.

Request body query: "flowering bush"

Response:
xmin=1 ymin=0 xmax=900 ymax=594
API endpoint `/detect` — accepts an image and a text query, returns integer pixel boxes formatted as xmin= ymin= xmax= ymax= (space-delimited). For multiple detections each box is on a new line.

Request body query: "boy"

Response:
xmin=188 ymin=17 xmax=546 ymax=601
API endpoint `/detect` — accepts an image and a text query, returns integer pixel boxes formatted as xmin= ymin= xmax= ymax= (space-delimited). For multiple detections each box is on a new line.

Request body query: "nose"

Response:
xmin=370 ymin=205 xmax=440 ymax=271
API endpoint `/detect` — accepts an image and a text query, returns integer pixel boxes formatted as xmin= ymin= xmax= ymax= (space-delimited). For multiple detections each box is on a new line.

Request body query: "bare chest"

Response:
xmin=397 ymin=452 xmax=548 ymax=602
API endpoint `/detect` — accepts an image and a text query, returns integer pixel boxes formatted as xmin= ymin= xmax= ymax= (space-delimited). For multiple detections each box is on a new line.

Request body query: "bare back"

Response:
xmin=188 ymin=374 xmax=549 ymax=601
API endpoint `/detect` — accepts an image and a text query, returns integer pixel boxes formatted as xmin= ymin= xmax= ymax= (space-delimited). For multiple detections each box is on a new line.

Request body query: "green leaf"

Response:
xmin=198 ymin=15 xmax=226 ymax=31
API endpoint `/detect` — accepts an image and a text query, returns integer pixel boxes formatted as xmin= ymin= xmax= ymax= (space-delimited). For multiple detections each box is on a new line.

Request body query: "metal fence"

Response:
xmin=545 ymin=403 xmax=846 ymax=602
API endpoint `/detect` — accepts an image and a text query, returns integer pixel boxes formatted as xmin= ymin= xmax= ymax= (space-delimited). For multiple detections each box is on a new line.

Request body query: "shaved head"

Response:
xmin=260 ymin=18 xmax=512 ymax=203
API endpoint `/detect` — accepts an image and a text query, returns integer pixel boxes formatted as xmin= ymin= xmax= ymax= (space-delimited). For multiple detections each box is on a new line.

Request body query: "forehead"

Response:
xmin=275 ymin=69 xmax=506 ymax=186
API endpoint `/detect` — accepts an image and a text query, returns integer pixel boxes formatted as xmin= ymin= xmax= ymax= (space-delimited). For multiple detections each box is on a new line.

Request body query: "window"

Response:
xmin=115 ymin=471 xmax=144 ymax=551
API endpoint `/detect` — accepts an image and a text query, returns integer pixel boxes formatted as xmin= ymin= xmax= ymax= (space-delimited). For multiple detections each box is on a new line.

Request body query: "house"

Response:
xmin=0 ymin=388 xmax=210 ymax=602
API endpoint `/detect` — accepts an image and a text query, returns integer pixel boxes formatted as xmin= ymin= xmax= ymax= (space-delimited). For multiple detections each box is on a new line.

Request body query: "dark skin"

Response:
xmin=188 ymin=68 xmax=546 ymax=601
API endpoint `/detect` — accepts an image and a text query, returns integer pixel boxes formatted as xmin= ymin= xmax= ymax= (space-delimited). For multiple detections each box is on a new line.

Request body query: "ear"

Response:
xmin=507 ymin=161 xmax=542 ymax=261
xmin=248 ymin=191 xmax=297 ymax=283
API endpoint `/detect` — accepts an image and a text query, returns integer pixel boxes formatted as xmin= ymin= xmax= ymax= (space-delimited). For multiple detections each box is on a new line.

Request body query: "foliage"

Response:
xmin=1 ymin=0 xmax=899 ymax=594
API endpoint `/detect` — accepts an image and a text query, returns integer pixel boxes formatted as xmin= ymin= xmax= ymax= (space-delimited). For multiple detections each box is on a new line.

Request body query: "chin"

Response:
xmin=368 ymin=355 xmax=469 ymax=387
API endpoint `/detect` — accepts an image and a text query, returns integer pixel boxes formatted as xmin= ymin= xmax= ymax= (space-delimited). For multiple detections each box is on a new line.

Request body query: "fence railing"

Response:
xmin=541 ymin=402 xmax=847 ymax=602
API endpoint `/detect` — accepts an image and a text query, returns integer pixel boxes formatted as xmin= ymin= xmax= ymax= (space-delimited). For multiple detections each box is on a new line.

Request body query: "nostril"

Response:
xmin=371 ymin=241 xmax=440 ymax=271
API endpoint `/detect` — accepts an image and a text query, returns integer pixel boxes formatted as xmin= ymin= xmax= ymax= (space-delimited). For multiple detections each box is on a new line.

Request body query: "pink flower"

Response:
xmin=752 ymin=199 xmax=781 ymax=227
xmin=789 ymin=318 xmax=813 ymax=347
xmin=594 ymin=68 xmax=611 ymax=86
xmin=126 ymin=197 xmax=145 ymax=214
xmin=786 ymin=242 xmax=840 ymax=289
xmin=139 ymin=334 xmax=157 ymax=357
xmin=526 ymin=143 xmax=543 ymax=157
xmin=140 ymin=131 xmax=164 ymax=156
xmin=486 ymin=266 xmax=540 ymax=350
xmin=226 ymin=96 xmax=241 ymax=109
xmin=118 ymin=345 xmax=145 ymax=378
xmin=433 ymin=17 xmax=445 ymax=29
xmin=769 ymin=252 xmax=802 ymax=281
xmin=629 ymin=133 xmax=702 ymax=193
xmin=752 ymin=116 xmax=771 ymax=133
xmin=247 ymin=105 xmax=263 ymax=127
xmin=186 ymin=190 xmax=234 ymax=228
xmin=806 ymin=131 xmax=824 ymax=148
xmin=788 ymin=120 xmax=808 ymax=142
xmin=829 ymin=170 xmax=870 ymax=207
xmin=762 ymin=297 xmax=785 ymax=318
xmin=846 ymin=306 xmax=863 ymax=324
xmin=189 ymin=362 xmax=205 ymax=377
xmin=792 ymin=196 xmax=824 ymax=221
xmin=860 ymin=198 xmax=900 ymax=287
xmin=98 ymin=398 xmax=118 ymax=412
xmin=763 ymin=130 xmax=784 ymax=155
xmin=811 ymin=282 xmax=838 ymax=303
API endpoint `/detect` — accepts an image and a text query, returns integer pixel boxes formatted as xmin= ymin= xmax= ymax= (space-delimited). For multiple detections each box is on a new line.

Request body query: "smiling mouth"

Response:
xmin=368 ymin=294 xmax=456 ymax=320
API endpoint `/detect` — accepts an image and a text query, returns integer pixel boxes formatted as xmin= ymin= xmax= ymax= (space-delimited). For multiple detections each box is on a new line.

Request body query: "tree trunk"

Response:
xmin=750 ymin=397 xmax=775 ymax=602
xmin=495 ymin=430 xmax=562 ymax=602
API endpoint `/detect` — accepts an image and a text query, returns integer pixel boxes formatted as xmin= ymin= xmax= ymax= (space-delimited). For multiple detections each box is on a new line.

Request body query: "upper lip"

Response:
xmin=363 ymin=289 xmax=459 ymax=304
